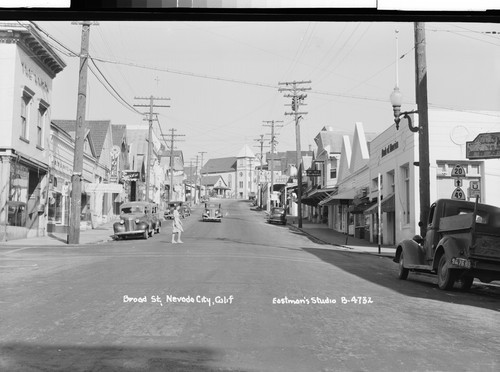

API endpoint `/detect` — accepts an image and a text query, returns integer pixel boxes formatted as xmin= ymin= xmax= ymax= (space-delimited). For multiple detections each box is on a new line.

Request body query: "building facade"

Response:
xmin=0 ymin=22 xmax=66 ymax=241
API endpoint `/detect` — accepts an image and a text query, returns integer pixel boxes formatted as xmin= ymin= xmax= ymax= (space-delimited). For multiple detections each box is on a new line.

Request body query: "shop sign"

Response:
xmin=306 ymin=169 xmax=321 ymax=177
xmin=21 ymin=61 xmax=49 ymax=92
xmin=122 ymin=170 xmax=140 ymax=181
xmin=83 ymin=183 xmax=124 ymax=193
xmin=381 ymin=141 xmax=399 ymax=157
xmin=466 ymin=132 xmax=500 ymax=159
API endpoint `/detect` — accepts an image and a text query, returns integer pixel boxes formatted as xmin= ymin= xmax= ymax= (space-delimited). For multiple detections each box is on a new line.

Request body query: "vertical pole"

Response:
xmin=378 ymin=172 xmax=381 ymax=254
xmin=295 ymin=95 xmax=303 ymax=228
xmin=415 ymin=22 xmax=430 ymax=237
xmin=259 ymin=135 xmax=263 ymax=208
xmin=145 ymin=96 xmax=153 ymax=202
xmin=269 ymin=122 xmax=275 ymax=211
xmin=199 ymin=151 xmax=206 ymax=197
xmin=169 ymin=129 xmax=175 ymax=202
xmin=68 ymin=22 xmax=91 ymax=245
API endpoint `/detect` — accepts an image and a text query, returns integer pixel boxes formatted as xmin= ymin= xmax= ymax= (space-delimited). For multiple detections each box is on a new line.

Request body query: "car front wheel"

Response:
xmin=398 ymin=251 xmax=409 ymax=280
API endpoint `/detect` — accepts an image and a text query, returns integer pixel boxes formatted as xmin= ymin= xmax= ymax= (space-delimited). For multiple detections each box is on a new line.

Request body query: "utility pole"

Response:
xmin=134 ymin=96 xmax=170 ymax=202
xmin=415 ymin=22 xmax=430 ymax=237
xmin=254 ymin=134 xmax=269 ymax=209
xmin=68 ymin=21 xmax=93 ymax=245
xmin=263 ymin=120 xmax=283 ymax=210
xmin=194 ymin=155 xmax=199 ymax=204
xmin=198 ymin=151 xmax=206 ymax=198
xmin=278 ymin=80 xmax=311 ymax=228
xmin=162 ymin=128 xmax=185 ymax=202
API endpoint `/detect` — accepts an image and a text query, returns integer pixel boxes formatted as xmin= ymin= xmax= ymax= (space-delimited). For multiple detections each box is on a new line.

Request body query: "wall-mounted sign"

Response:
xmin=381 ymin=141 xmax=399 ymax=157
xmin=122 ymin=170 xmax=140 ymax=181
xmin=466 ymin=132 xmax=500 ymax=159
xmin=306 ymin=169 xmax=321 ymax=177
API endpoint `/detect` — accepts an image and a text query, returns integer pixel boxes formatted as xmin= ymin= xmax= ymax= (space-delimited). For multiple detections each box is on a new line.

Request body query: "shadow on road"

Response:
xmin=0 ymin=343 xmax=248 ymax=372
xmin=301 ymin=246 xmax=500 ymax=312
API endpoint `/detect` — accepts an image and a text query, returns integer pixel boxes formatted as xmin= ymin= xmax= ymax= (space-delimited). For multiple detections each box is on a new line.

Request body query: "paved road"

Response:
xmin=1 ymin=200 xmax=499 ymax=371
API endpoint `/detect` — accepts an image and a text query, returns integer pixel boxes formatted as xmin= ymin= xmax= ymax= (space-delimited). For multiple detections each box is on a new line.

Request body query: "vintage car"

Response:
xmin=267 ymin=207 xmax=287 ymax=225
xmin=113 ymin=201 xmax=161 ymax=240
xmin=394 ymin=198 xmax=500 ymax=290
xmin=202 ymin=202 xmax=222 ymax=222
xmin=164 ymin=201 xmax=183 ymax=220
xmin=181 ymin=204 xmax=191 ymax=218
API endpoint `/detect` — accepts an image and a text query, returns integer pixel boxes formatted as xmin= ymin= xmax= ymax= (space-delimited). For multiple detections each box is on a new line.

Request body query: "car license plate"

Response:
xmin=451 ymin=257 xmax=471 ymax=269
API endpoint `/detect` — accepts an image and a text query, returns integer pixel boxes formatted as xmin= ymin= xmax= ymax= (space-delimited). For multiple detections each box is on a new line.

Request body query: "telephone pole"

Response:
xmin=415 ymin=22 xmax=431 ymax=237
xmin=68 ymin=21 xmax=93 ymax=245
xmin=162 ymin=128 xmax=185 ymax=201
xmin=278 ymin=80 xmax=311 ymax=228
xmin=134 ymin=96 xmax=170 ymax=202
xmin=263 ymin=120 xmax=283 ymax=210
xmin=254 ymin=134 xmax=269 ymax=209
xmin=198 ymin=151 xmax=207 ymax=197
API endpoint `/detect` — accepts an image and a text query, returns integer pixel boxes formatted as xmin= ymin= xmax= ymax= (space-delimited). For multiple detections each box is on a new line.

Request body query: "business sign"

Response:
xmin=83 ymin=183 xmax=124 ymax=194
xmin=306 ymin=169 xmax=321 ymax=177
xmin=122 ymin=170 xmax=140 ymax=181
xmin=466 ymin=132 xmax=500 ymax=159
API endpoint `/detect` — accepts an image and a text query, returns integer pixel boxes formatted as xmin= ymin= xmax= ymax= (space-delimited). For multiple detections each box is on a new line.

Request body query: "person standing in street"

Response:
xmin=172 ymin=205 xmax=184 ymax=244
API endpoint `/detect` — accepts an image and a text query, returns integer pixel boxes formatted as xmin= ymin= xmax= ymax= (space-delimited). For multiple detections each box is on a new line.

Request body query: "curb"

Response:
xmin=287 ymin=222 xmax=394 ymax=257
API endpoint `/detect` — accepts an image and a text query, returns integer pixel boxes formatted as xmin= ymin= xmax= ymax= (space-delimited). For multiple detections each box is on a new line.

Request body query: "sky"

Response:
xmin=26 ymin=19 xmax=500 ymax=165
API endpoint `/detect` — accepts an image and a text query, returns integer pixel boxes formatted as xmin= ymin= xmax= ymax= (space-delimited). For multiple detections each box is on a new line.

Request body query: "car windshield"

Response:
xmin=273 ymin=208 xmax=285 ymax=213
xmin=121 ymin=206 xmax=144 ymax=214
xmin=207 ymin=203 xmax=218 ymax=208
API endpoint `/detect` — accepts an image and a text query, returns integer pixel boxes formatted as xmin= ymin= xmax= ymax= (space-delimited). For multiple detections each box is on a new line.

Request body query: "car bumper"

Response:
xmin=114 ymin=229 xmax=147 ymax=236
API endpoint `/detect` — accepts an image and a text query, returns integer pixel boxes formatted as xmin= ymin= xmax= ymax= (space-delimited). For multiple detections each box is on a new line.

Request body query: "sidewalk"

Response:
xmin=0 ymin=219 xmax=118 ymax=247
xmin=286 ymin=216 xmax=397 ymax=258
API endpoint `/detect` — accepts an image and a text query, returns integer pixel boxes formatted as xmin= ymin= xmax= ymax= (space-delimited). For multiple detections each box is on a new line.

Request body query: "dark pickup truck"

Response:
xmin=394 ymin=198 xmax=500 ymax=290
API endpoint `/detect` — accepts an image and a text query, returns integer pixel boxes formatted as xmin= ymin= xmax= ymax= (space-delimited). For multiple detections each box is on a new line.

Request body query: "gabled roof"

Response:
xmin=202 ymin=157 xmax=237 ymax=174
xmin=111 ymin=124 xmax=127 ymax=148
xmin=52 ymin=120 xmax=111 ymax=159
xmin=51 ymin=120 xmax=97 ymax=158
xmin=201 ymin=175 xmax=222 ymax=186
xmin=237 ymin=144 xmax=255 ymax=158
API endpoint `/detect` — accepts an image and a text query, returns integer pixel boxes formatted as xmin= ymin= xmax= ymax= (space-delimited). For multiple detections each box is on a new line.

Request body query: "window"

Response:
xmin=330 ymin=168 xmax=337 ymax=179
xmin=402 ymin=164 xmax=410 ymax=224
xmin=239 ymin=181 xmax=243 ymax=188
xmin=37 ymin=101 xmax=49 ymax=148
xmin=20 ymin=87 xmax=35 ymax=141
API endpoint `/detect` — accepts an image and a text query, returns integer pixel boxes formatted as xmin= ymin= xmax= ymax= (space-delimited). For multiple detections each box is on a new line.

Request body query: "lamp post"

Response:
xmin=389 ymin=22 xmax=430 ymax=238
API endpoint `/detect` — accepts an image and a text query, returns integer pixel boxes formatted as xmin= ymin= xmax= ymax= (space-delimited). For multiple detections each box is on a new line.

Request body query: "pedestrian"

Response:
xmin=172 ymin=205 xmax=184 ymax=244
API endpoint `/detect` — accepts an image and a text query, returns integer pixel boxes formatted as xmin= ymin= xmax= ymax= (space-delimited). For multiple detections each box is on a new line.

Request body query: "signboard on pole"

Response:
xmin=451 ymin=187 xmax=466 ymax=200
xmin=306 ymin=169 xmax=321 ymax=177
xmin=451 ymin=164 xmax=466 ymax=178
xmin=466 ymin=132 xmax=500 ymax=159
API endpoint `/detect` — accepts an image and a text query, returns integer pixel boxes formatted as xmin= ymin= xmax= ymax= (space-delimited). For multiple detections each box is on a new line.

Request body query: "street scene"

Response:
xmin=1 ymin=199 xmax=499 ymax=371
xmin=1 ymin=6 xmax=500 ymax=372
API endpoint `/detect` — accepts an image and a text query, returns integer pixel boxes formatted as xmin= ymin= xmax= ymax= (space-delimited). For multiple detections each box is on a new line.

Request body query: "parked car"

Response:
xmin=181 ymin=204 xmax=191 ymax=218
xmin=202 ymin=202 xmax=222 ymax=222
xmin=164 ymin=201 xmax=183 ymax=220
xmin=113 ymin=201 xmax=161 ymax=240
xmin=267 ymin=207 xmax=287 ymax=225
xmin=394 ymin=198 xmax=500 ymax=290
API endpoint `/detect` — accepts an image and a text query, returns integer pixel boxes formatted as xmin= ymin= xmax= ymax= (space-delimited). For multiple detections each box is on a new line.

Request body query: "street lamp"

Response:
xmin=390 ymin=86 xmax=419 ymax=132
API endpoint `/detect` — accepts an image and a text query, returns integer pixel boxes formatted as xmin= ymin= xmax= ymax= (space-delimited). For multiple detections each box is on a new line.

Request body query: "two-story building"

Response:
xmin=0 ymin=22 xmax=66 ymax=241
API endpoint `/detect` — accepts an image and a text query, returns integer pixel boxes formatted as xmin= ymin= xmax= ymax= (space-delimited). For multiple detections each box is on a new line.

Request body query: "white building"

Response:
xmin=320 ymin=110 xmax=500 ymax=245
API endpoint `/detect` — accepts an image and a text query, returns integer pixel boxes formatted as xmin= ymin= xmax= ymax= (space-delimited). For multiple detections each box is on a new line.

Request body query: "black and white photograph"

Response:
xmin=1 ymin=1 xmax=500 ymax=371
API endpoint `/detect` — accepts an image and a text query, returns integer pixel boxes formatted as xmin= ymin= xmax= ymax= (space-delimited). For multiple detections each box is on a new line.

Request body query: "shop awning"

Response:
xmin=319 ymin=188 xmax=357 ymax=206
xmin=363 ymin=193 xmax=395 ymax=214
xmin=302 ymin=187 xmax=336 ymax=206
xmin=349 ymin=202 xmax=376 ymax=214
xmin=381 ymin=193 xmax=395 ymax=213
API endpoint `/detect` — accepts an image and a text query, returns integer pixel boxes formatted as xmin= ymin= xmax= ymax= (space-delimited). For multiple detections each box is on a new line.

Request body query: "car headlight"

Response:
xmin=135 ymin=219 xmax=141 ymax=223
xmin=120 ymin=220 xmax=124 ymax=225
